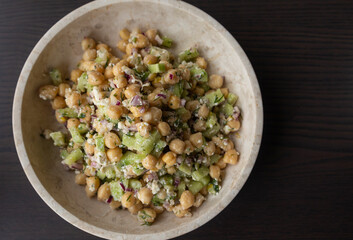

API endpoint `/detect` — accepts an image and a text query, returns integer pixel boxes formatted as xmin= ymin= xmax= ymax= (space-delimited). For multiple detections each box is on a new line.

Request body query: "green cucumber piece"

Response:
xmin=60 ymin=149 xmax=69 ymax=159
xmin=221 ymin=103 xmax=234 ymax=117
xmin=199 ymin=175 xmax=211 ymax=186
xmin=77 ymin=123 xmax=89 ymax=134
xmin=227 ymin=93 xmax=238 ymax=106
xmin=97 ymin=170 xmax=106 ymax=180
xmin=77 ymin=72 xmax=88 ymax=92
xmin=95 ymin=48 xmax=109 ymax=66
xmin=57 ymin=108 xmax=78 ymax=118
xmin=162 ymin=36 xmax=173 ymax=48
xmin=64 ymin=148 xmax=83 ymax=165
xmin=148 ymin=63 xmax=166 ymax=73
xmin=49 ymin=131 xmax=66 ymax=147
xmin=68 ymin=127 xmax=85 ymax=144
xmin=164 ymin=184 xmax=174 ymax=192
xmin=203 ymin=123 xmax=220 ymax=139
xmin=204 ymin=89 xmax=225 ymax=108
xmin=49 ymin=68 xmax=62 ymax=86
xmin=160 ymin=175 xmax=173 ymax=186
xmin=129 ymin=179 xmax=142 ymax=190
xmin=190 ymin=66 xmax=208 ymax=83
xmin=122 ymin=130 xmax=160 ymax=155
xmin=150 ymin=46 xmax=171 ymax=61
xmin=110 ymin=179 xmax=129 ymax=201
xmin=210 ymin=154 xmax=222 ymax=165
xmin=178 ymin=48 xmax=199 ymax=62
xmin=118 ymin=151 xmax=146 ymax=168
xmin=178 ymin=163 xmax=192 ymax=175
xmin=187 ymin=180 xmax=203 ymax=195
xmin=191 ymin=166 xmax=209 ymax=181
xmin=95 ymin=136 xmax=105 ymax=152
xmin=177 ymin=181 xmax=186 ymax=198
xmin=151 ymin=140 xmax=167 ymax=158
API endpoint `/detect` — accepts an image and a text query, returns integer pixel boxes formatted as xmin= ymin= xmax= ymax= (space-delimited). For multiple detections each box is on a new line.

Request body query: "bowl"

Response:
xmin=12 ymin=0 xmax=263 ymax=239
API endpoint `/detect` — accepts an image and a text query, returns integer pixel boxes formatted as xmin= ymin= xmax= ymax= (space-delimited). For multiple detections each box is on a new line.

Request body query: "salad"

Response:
xmin=38 ymin=28 xmax=241 ymax=225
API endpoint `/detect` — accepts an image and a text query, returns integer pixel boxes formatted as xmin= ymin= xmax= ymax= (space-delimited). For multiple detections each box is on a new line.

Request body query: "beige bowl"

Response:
xmin=12 ymin=0 xmax=263 ymax=239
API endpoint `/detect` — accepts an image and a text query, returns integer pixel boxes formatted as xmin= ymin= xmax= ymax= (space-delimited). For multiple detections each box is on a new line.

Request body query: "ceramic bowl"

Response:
xmin=13 ymin=0 xmax=263 ymax=239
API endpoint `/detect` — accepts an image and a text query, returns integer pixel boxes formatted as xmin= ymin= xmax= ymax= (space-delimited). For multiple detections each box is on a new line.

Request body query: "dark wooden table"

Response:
xmin=1 ymin=0 xmax=353 ymax=239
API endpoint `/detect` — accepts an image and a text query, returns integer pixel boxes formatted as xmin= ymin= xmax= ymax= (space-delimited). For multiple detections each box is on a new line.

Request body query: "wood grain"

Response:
xmin=1 ymin=0 xmax=353 ymax=239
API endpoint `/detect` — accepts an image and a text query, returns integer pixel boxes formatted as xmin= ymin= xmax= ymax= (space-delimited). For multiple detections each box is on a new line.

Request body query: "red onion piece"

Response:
xmin=169 ymin=74 xmax=173 ymax=80
xmin=130 ymin=95 xmax=143 ymax=106
xmin=120 ymin=182 xmax=126 ymax=191
xmin=157 ymin=93 xmax=166 ymax=99
xmin=126 ymin=188 xmax=133 ymax=192
xmin=107 ymin=196 xmax=112 ymax=203
xmin=91 ymin=161 xmax=98 ymax=168
xmin=71 ymin=163 xmax=83 ymax=170
xmin=180 ymin=99 xmax=186 ymax=107
xmin=233 ymin=106 xmax=240 ymax=120
xmin=116 ymin=100 xmax=121 ymax=106
xmin=174 ymin=178 xmax=181 ymax=187
xmin=139 ymin=106 xmax=146 ymax=113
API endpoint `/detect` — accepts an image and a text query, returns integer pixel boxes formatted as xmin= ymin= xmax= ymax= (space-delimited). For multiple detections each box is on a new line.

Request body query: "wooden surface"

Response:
xmin=1 ymin=0 xmax=353 ymax=239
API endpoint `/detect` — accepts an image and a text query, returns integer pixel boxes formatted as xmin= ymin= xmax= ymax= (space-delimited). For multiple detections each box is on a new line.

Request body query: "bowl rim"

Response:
xmin=12 ymin=0 xmax=263 ymax=239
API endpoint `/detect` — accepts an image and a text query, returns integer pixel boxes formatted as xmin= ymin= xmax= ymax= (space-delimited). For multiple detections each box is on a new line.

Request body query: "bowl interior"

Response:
xmin=16 ymin=0 xmax=262 ymax=239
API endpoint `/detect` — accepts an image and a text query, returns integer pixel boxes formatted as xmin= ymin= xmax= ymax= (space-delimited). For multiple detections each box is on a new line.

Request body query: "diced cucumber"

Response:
xmin=178 ymin=48 xmax=199 ymax=62
xmin=77 ymin=72 xmax=88 ymax=92
xmin=203 ymin=123 xmax=220 ymax=139
xmin=110 ymin=179 xmax=129 ymax=201
xmin=162 ymin=36 xmax=173 ymax=48
xmin=171 ymin=80 xmax=183 ymax=97
xmin=199 ymin=175 xmax=211 ymax=186
xmin=97 ymin=170 xmax=106 ymax=180
xmin=177 ymin=181 xmax=186 ymax=198
xmin=150 ymin=46 xmax=171 ymax=61
xmin=176 ymin=107 xmax=188 ymax=119
xmin=68 ymin=127 xmax=85 ymax=144
xmin=191 ymin=166 xmax=210 ymax=181
xmin=221 ymin=103 xmax=234 ymax=117
xmin=151 ymin=140 xmax=167 ymax=158
xmin=204 ymin=89 xmax=225 ymax=108
xmin=49 ymin=131 xmax=66 ymax=147
xmin=118 ymin=151 xmax=146 ymax=168
xmin=77 ymin=123 xmax=89 ymax=134
xmin=160 ymin=175 xmax=173 ymax=186
xmin=132 ymin=163 xmax=145 ymax=176
xmin=178 ymin=163 xmax=192 ymax=175
xmin=227 ymin=93 xmax=238 ymax=106
xmin=122 ymin=130 xmax=160 ymax=155
xmin=63 ymin=148 xmax=83 ymax=165
xmin=129 ymin=179 xmax=142 ymax=190
xmin=164 ymin=184 xmax=174 ymax=192
xmin=60 ymin=149 xmax=69 ymax=159
xmin=199 ymin=82 xmax=210 ymax=92
xmin=187 ymin=180 xmax=203 ymax=195
xmin=205 ymin=113 xmax=217 ymax=128
xmin=210 ymin=154 xmax=222 ymax=165
xmin=148 ymin=63 xmax=166 ymax=73
xmin=49 ymin=68 xmax=62 ymax=86
xmin=152 ymin=195 xmax=164 ymax=206
xmin=190 ymin=66 xmax=208 ymax=83
xmin=57 ymin=108 xmax=78 ymax=118
xmin=95 ymin=136 xmax=105 ymax=152
xmin=95 ymin=48 xmax=109 ymax=66
xmin=98 ymin=166 xmax=116 ymax=180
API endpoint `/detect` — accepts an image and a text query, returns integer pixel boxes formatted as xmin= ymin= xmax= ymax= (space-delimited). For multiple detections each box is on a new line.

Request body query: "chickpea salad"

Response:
xmin=39 ymin=28 xmax=241 ymax=225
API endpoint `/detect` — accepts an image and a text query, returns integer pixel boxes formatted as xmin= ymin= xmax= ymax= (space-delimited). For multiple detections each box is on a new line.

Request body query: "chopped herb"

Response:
xmin=127 ymin=194 xmax=132 ymax=201
xmin=214 ymin=94 xmax=224 ymax=104
xmin=78 ymin=113 xmax=86 ymax=118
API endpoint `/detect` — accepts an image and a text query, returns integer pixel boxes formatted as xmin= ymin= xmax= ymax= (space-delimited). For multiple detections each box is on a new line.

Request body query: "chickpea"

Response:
xmin=67 ymin=118 xmax=80 ymax=129
xmin=147 ymin=92 xmax=162 ymax=107
xmin=84 ymin=167 xmax=96 ymax=177
xmin=169 ymin=139 xmax=185 ymax=155
xmin=163 ymin=69 xmax=180 ymax=84
xmin=75 ymin=173 xmax=86 ymax=185
xmin=124 ymin=84 xmax=140 ymax=99
xmin=114 ymin=75 xmax=128 ymax=89
xmin=58 ymin=83 xmax=70 ymax=97
xmin=156 ymin=159 xmax=165 ymax=170
xmin=110 ymin=200 xmax=122 ymax=210
xmin=142 ymin=154 xmax=157 ymax=171
xmin=212 ymin=136 xmax=234 ymax=151
xmin=137 ymin=208 xmax=157 ymax=223
xmin=185 ymin=100 xmax=200 ymax=113
xmin=227 ymin=119 xmax=241 ymax=131
xmin=97 ymin=183 xmax=111 ymax=202
xmin=128 ymin=200 xmax=143 ymax=214
xmin=143 ymin=54 xmax=158 ymax=65
xmin=180 ymin=109 xmax=192 ymax=122
xmin=223 ymin=149 xmax=239 ymax=165
xmin=180 ymin=190 xmax=195 ymax=210
xmin=198 ymin=104 xmax=209 ymax=119
xmin=104 ymin=66 xmax=115 ymax=79
xmin=110 ymin=88 xmax=124 ymax=105
xmin=107 ymin=148 xmax=123 ymax=162
xmin=104 ymin=132 xmax=120 ymax=149
xmin=136 ymin=122 xmax=151 ymax=138
xmin=209 ymin=165 xmax=221 ymax=180
xmin=70 ymin=69 xmax=83 ymax=83
xmin=220 ymin=88 xmax=229 ymax=98
xmin=157 ymin=122 xmax=171 ymax=136
xmin=168 ymin=95 xmax=181 ymax=109
xmin=157 ymin=189 xmax=167 ymax=200
xmin=51 ymin=96 xmax=66 ymax=109
xmin=121 ymin=192 xmax=136 ymax=208
xmin=129 ymin=106 xmax=144 ymax=118
xmin=209 ymin=74 xmax=224 ymax=89
xmin=159 ymin=60 xmax=173 ymax=71
xmin=173 ymin=204 xmax=190 ymax=218
xmin=204 ymin=141 xmax=216 ymax=156
xmin=200 ymin=186 xmax=208 ymax=196
xmin=145 ymin=29 xmax=158 ymax=45
xmin=195 ymin=57 xmax=207 ymax=69
xmin=84 ymin=141 xmax=95 ymax=155
xmin=193 ymin=193 xmax=206 ymax=208
xmin=55 ymin=110 xmax=67 ymax=123
xmin=80 ymin=105 xmax=92 ymax=124
xmin=167 ymin=166 xmax=176 ymax=175
xmin=96 ymin=43 xmax=111 ymax=52
xmin=142 ymin=107 xmax=162 ymax=125
xmin=119 ymin=28 xmax=130 ymax=40
xmin=65 ymin=91 xmax=81 ymax=108
xmin=194 ymin=87 xmax=205 ymax=96
xmin=85 ymin=177 xmax=100 ymax=197
xmin=39 ymin=85 xmax=58 ymax=100
xmin=193 ymin=119 xmax=206 ymax=132
xmin=178 ymin=65 xmax=190 ymax=81
xmin=109 ymin=56 xmax=120 ymax=65
xmin=112 ymin=59 xmax=128 ymax=76
xmin=138 ymin=187 xmax=153 ymax=205
xmin=162 ymin=151 xmax=177 ymax=167
xmin=125 ymin=43 xmax=135 ymax=55
xmin=117 ymin=39 xmax=128 ymax=52
xmin=83 ymin=49 xmax=97 ymax=61
xmin=151 ymin=205 xmax=165 ymax=214
xmin=189 ymin=132 xmax=203 ymax=148
xmin=133 ymin=33 xmax=149 ymax=48
xmin=87 ymin=71 xmax=105 ymax=86
xmin=81 ymin=37 xmax=96 ymax=50
xmin=106 ymin=105 xmax=124 ymax=120
xmin=216 ymin=157 xmax=227 ymax=169
xmin=184 ymin=140 xmax=195 ymax=155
